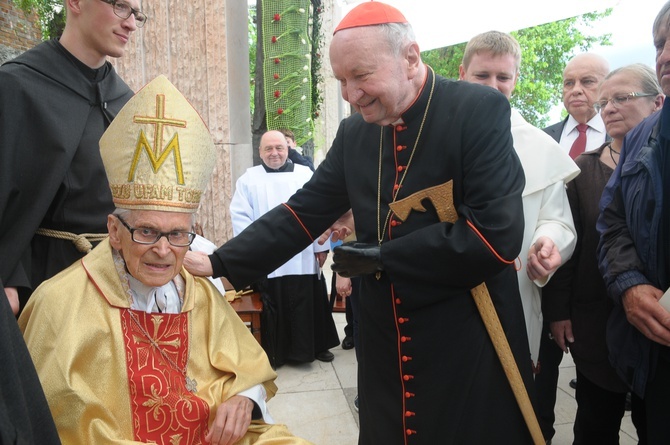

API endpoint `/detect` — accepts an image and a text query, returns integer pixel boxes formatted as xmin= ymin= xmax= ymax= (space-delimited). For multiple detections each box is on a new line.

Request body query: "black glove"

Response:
xmin=332 ymin=242 xmax=383 ymax=278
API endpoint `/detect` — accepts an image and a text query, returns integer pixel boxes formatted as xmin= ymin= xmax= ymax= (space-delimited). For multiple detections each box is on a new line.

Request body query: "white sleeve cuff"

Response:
xmin=238 ymin=384 xmax=275 ymax=424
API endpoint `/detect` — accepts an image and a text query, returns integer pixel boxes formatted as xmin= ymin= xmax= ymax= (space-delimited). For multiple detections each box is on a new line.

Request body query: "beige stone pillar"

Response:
xmin=312 ymin=0 xmax=350 ymax=165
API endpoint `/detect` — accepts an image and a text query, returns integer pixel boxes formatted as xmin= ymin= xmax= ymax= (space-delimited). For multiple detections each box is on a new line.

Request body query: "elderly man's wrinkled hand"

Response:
xmin=183 ymin=250 xmax=214 ymax=277
xmin=318 ymin=209 xmax=354 ymax=245
xmin=335 ymin=274 xmax=352 ymax=297
xmin=622 ymin=284 xmax=670 ymax=346
xmin=205 ymin=395 xmax=254 ymax=445
xmin=549 ymin=319 xmax=574 ymax=353
xmin=332 ymin=242 xmax=382 ymax=278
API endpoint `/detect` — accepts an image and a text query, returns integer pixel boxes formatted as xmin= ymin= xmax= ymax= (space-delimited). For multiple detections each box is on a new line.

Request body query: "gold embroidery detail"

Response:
xmin=388 ymin=181 xmax=455 ymax=223
xmin=129 ymin=94 xmax=187 ymax=185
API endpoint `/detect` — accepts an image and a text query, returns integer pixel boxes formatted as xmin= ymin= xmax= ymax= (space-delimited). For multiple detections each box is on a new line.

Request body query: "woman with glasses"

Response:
xmin=544 ymin=63 xmax=663 ymax=444
xmin=594 ymin=65 xmax=664 ymax=168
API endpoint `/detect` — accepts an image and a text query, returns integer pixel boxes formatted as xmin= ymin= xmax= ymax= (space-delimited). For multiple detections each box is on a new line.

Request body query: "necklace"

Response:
xmin=128 ymin=311 xmax=198 ymax=393
xmin=377 ymin=67 xmax=436 ymax=253
xmin=609 ymin=144 xmax=620 ymax=166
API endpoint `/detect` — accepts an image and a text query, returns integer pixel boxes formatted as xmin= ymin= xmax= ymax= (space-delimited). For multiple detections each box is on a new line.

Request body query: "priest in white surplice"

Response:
xmin=230 ymin=130 xmax=340 ymax=366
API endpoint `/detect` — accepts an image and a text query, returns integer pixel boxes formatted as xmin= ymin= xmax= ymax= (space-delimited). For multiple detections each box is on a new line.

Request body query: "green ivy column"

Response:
xmin=262 ymin=0 xmax=314 ymax=146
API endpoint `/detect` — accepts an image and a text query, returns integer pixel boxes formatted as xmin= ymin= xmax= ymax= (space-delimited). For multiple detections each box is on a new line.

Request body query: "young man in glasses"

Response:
xmin=19 ymin=76 xmax=311 ymax=445
xmin=0 ymin=0 xmax=144 ymax=315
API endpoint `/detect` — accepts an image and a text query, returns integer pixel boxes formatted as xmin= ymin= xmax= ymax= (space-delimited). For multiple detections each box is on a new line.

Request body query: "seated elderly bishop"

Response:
xmin=19 ymin=76 xmax=311 ymax=445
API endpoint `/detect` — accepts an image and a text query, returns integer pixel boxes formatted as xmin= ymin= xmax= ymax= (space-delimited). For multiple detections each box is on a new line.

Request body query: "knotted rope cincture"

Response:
xmin=35 ymin=228 xmax=108 ymax=253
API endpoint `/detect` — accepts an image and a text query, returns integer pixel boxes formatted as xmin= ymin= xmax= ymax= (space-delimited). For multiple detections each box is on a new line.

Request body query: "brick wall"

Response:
xmin=0 ymin=0 xmax=41 ymax=63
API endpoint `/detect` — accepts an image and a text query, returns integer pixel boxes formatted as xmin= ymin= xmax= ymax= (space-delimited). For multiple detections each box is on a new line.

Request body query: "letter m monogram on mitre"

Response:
xmin=128 ymin=94 xmax=186 ymax=184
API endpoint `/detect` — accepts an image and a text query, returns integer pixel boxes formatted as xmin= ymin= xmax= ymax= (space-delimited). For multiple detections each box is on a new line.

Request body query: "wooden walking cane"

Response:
xmin=389 ymin=180 xmax=544 ymax=445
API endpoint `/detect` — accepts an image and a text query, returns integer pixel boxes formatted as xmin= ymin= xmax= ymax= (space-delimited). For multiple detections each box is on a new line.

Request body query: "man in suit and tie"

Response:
xmin=544 ymin=53 xmax=610 ymax=158
xmin=538 ymin=52 xmax=610 ymax=443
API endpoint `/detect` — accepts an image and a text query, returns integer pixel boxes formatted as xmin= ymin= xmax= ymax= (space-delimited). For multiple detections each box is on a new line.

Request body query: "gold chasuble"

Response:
xmin=20 ymin=240 xmax=309 ymax=444
xmin=20 ymin=76 xmax=312 ymax=444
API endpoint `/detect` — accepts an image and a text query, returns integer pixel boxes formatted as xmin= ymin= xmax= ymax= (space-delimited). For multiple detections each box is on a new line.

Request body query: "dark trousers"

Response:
xmin=535 ymin=321 xmax=565 ymax=441
xmin=573 ymin=370 xmax=646 ymax=445
xmin=644 ymin=353 xmax=670 ymax=444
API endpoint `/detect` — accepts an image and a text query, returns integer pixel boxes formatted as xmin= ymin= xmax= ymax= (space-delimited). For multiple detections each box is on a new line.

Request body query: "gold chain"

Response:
xmin=377 ymin=67 xmax=436 ymax=246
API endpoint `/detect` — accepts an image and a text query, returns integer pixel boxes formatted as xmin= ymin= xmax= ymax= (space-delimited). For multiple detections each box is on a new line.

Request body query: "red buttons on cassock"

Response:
xmin=403 ymin=374 xmax=414 ymax=381
xmin=391 ymin=219 xmax=401 ymax=227
xmin=393 ymin=184 xmax=401 ymax=191
xmin=402 ymin=355 xmax=412 ymax=362
xmin=406 ymin=429 xmax=416 ymax=436
xmin=396 ymin=145 xmax=406 ymax=152
xmin=398 ymin=317 xmax=409 ymax=324
xmin=397 ymin=165 xmax=404 ymax=172
xmin=405 ymin=391 xmax=415 ymax=398
xmin=395 ymin=298 xmax=401 ymax=304
xmin=396 ymin=125 xmax=407 ymax=131
xmin=405 ymin=411 xmax=415 ymax=417
xmin=401 ymin=336 xmax=412 ymax=342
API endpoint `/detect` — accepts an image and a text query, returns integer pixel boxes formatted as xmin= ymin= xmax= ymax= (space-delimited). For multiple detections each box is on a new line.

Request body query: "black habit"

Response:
xmin=0 ymin=40 xmax=133 ymax=306
xmin=0 ymin=283 xmax=60 ymax=444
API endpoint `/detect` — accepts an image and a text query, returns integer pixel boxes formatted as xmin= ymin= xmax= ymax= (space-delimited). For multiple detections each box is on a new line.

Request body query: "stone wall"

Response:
xmin=0 ymin=0 xmax=41 ymax=64
xmin=312 ymin=1 xmax=349 ymax=165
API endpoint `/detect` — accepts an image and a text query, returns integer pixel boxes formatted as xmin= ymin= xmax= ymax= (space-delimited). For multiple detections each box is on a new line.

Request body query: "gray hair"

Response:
xmin=603 ymin=63 xmax=662 ymax=96
xmin=112 ymin=208 xmax=132 ymax=220
xmin=378 ymin=22 xmax=416 ymax=57
xmin=653 ymin=1 xmax=670 ymax=42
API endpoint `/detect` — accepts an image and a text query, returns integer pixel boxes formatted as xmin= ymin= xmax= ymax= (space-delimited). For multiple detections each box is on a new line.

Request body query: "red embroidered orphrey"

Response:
xmin=122 ymin=310 xmax=209 ymax=443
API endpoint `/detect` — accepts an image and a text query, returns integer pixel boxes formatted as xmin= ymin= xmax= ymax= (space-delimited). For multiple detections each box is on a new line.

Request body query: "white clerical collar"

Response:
xmin=127 ymin=275 xmax=181 ymax=314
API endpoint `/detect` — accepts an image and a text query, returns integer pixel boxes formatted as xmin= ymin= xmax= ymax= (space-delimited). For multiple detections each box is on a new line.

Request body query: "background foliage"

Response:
xmin=422 ymin=11 xmax=612 ymax=127
xmin=13 ymin=0 xmax=65 ymax=40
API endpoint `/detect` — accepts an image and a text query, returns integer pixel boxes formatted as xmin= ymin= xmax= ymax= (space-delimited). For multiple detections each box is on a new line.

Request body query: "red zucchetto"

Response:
xmin=334 ymin=1 xmax=408 ymax=34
